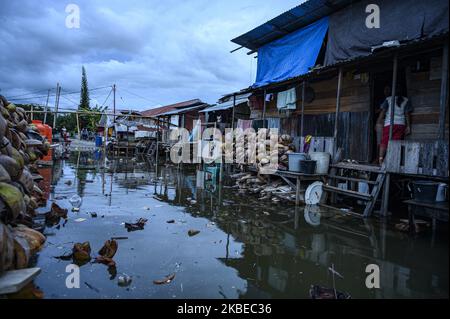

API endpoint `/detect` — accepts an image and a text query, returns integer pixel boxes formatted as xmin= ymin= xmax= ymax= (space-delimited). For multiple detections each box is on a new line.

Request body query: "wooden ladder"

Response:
xmin=324 ymin=162 xmax=386 ymax=217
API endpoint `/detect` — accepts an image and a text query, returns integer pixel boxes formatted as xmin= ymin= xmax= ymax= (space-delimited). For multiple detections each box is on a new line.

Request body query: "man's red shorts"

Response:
xmin=381 ymin=124 xmax=405 ymax=148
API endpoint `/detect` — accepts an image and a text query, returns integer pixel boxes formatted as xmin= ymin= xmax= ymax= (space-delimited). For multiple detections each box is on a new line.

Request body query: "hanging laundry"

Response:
xmin=277 ymin=88 xmax=297 ymax=110
xmin=265 ymin=93 xmax=274 ymax=102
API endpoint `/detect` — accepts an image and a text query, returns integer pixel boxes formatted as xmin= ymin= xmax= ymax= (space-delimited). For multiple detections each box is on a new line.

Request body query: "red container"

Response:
xmin=32 ymin=120 xmax=52 ymax=162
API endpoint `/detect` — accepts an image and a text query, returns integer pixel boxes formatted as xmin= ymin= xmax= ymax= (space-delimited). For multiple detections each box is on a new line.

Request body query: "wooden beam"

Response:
xmin=262 ymin=89 xmax=267 ymax=128
xmin=231 ymin=94 xmax=236 ymax=129
xmin=381 ymin=53 xmax=399 ymax=217
xmin=300 ymin=81 xmax=306 ymax=151
xmin=438 ymin=41 xmax=449 ymax=140
xmin=333 ymin=68 xmax=343 ymax=156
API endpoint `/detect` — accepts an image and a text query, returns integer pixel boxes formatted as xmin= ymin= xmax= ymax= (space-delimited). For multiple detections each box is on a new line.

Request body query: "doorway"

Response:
xmin=370 ymin=68 xmax=407 ymax=163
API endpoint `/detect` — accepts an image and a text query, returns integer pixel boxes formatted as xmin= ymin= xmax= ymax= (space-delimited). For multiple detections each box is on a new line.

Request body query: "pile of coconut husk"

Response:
xmin=225 ymin=130 xmax=295 ymax=172
xmin=231 ymin=172 xmax=297 ymax=204
xmin=0 ymin=95 xmax=50 ymax=275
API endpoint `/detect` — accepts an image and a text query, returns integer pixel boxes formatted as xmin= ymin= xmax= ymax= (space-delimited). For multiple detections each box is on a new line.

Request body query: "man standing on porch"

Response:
xmin=377 ymin=86 xmax=413 ymax=164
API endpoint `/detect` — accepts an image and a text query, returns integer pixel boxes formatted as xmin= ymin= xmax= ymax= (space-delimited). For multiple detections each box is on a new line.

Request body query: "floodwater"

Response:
xmin=23 ymin=151 xmax=448 ymax=299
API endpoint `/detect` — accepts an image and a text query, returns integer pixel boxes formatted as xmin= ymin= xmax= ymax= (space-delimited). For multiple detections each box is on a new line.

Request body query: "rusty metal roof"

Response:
xmin=231 ymin=0 xmax=355 ymax=51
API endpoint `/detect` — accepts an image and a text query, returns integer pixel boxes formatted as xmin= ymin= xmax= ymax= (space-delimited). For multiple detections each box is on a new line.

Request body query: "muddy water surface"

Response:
xmin=29 ymin=151 xmax=448 ymax=299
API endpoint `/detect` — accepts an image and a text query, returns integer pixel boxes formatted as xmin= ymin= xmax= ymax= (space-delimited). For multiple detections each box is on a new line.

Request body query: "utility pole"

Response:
xmin=113 ymin=84 xmax=116 ymax=124
xmin=53 ymin=83 xmax=61 ymax=129
xmin=43 ymin=89 xmax=50 ymax=124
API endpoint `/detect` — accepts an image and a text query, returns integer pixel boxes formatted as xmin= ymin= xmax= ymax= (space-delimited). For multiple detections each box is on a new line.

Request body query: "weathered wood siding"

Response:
xmin=406 ymin=58 xmax=449 ymax=140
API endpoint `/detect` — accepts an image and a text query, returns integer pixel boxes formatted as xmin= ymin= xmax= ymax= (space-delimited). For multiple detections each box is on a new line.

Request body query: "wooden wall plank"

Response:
xmin=403 ymin=142 xmax=420 ymax=174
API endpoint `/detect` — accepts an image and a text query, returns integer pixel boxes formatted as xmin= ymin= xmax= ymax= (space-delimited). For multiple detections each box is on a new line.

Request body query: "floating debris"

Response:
xmin=166 ymin=219 xmax=175 ymax=224
xmin=309 ymin=285 xmax=351 ymax=299
xmin=188 ymin=229 xmax=200 ymax=237
xmin=124 ymin=218 xmax=148 ymax=232
xmin=84 ymin=281 xmax=100 ymax=293
xmin=72 ymin=242 xmax=91 ymax=264
xmin=94 ymin=256 xmax=116 ymax=267
xmin=98 ymin=239 xmax=118 ymax=258
xmin=153 ymin=273 xmax=176 ymax=285
xmin=118 ymin=274 xmax=132 ymax=287
xmin=74 ymin=218 xmax=86 ymax=223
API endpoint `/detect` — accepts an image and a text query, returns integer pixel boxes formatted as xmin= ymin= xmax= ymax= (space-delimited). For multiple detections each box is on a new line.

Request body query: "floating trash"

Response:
xmin=69 ymin=194 xmax=82 ymax=211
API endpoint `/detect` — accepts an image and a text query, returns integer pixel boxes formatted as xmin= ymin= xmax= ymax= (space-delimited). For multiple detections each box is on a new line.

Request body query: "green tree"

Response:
xmin=79 ymin=66 xmax=90 ymax=111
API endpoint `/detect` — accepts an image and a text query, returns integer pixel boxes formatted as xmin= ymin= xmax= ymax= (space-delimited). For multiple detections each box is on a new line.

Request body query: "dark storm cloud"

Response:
xmin=0 ymin=0 xmax=301 ymax=110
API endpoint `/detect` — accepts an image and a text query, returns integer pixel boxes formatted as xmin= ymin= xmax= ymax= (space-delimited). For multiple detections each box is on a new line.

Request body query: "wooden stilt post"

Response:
xmin=76 ymin=113 xmax=80 ymax=140
xmin=333 ymin=68 xmax=343 ymax=157
xmin=381 ymin=53 xmax=399 ymax=217
xmin=438 ymin=41 xmax=449 ymax=140
xmin=231 ymin=94 xmax=236 ymax=129
xmin=300 ymin=81 xmax=306 ymax=152
xmin=262 ymin=89 xmax=267 ymax=128
xmin=43 ymin=89 xmax=50 ymax=125
xmin=53 ymin=83 xmax=60 ymax=129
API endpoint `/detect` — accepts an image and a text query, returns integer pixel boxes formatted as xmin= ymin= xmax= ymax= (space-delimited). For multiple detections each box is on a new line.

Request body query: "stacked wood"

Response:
xmin=0 ymin=95 xmax=48 ymax=274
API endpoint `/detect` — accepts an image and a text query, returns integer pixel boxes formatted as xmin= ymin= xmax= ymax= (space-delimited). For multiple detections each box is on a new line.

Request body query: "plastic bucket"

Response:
xmin=411 ymin=181 xmax=439 ymax=202
xmin=299 ymin=160 xmax=317 ymax=174
xmin=288 ymin=153 xmax=309 ymax=172
xmin=436 ymin=183 xmax=448 ymax=202
xmin=309 ymin=152 xmax=330 ymax=174
xmin=95 ymin=136 xmax=103 ymax=147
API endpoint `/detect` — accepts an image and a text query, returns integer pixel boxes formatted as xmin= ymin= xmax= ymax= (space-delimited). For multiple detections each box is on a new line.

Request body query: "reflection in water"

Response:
xmin=31 ymin=151 xmax=449 ymax=299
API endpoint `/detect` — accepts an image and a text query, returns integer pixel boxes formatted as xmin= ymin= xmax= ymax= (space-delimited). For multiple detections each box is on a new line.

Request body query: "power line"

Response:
xmin=101 ymin=88 xmax=113 ymax=107
xmin=119 ymin=87 xmax=160 ymax=105
xmin=6 ymin=88 xmax=55 ymax=99
xmin=8 ymin=86 xmax=111 ymax=102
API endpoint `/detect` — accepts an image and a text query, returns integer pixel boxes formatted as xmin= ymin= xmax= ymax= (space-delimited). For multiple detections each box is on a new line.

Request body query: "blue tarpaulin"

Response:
xmin=253 ymin=16 xmax=329 ymax=88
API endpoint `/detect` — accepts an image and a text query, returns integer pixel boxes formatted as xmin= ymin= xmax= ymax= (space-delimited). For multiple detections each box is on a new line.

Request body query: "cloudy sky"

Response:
xmin=0 ymin=0 xmax=301 ymax=111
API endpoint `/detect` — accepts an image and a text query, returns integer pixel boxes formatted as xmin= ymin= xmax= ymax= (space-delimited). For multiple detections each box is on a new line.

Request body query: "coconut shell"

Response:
xmin=10 ymin=147 xmax=25 ymax=169
xmin=0 ymin=137 xmax=13 ymax=156
xmin=25 ymin=139 xmax=43 ymax=147
xmin=13 ymin=225 xmax=46 ymax=254
xmin=0 ymin=154 xmax=22 ymax=181
xmin=13 ymin=236 xmax=31 ymax=269
xmin=73 ymin=242 xmax=91 ymax=263
xmin=0 ymin=164 xmax=11 ymax=183
xmin=0 ymin=222 xmax=15 ymax=273
xmin=6 ymin=103 xmax=16 ymax=113
xmin=0 ymin=114 xmax=6 ymax=141
xmin=16 ymin=119 xmax=28 ymax=133
xmin=0 ymin=182 xmax=26 ymax=221
xmin=0 ymin=105 xmax=10 ymax=120
xmin=18 ymin=168 xmax=34 ymax=194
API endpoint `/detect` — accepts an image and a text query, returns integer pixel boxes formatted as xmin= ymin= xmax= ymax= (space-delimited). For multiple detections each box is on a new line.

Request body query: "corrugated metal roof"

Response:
xmin=157 ymin=104 xmax=209 ymax=116
xmin=142 ymin=105 xmax=176 ymax=117
xmin=250 ymin=32 xmax=448 ymax=91
xmin=231 ymin=0 xmax=355 ymax=51
xmin=200 ymin=93 xmax=251 ymax=113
